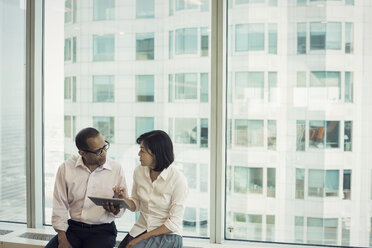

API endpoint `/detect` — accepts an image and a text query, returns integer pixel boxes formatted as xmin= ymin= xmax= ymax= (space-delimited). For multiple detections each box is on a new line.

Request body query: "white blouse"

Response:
xmin=129 ymin=164 xmax=188 ymax=237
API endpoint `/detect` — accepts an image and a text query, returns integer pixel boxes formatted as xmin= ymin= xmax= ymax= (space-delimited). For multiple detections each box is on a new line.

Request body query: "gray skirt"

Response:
xmin=132 ymin=234 xmax=183 ymax=248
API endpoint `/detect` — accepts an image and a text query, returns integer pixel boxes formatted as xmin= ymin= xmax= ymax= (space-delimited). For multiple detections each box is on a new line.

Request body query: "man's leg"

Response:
xmin=45 ymin=234 xmax=58 ymax=248
xmin=45 ymin=229 xmax=83 ymax=248
xmin=82 ymin=222 xmax=117 ymax=248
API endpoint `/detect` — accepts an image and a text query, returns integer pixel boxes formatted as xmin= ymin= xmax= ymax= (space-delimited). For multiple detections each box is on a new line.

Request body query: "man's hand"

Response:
xmin=57 ymin=231 xmax=72 ymax=248
xmin=113 ymin=185 xmax=126 ymax=198
xmin=103 ymin=201 xmax=121 ymax=215
xmin=126 ymin=237 xmax=143 ymax=248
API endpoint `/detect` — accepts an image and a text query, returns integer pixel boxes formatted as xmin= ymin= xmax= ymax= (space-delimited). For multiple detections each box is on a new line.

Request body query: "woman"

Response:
xmin=117 ymin=130 xmax=188 ymax=248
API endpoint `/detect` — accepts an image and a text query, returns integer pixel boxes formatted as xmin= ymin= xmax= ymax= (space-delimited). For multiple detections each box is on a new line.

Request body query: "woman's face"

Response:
xmin=138 ymin=141 xmax=156 ymax=169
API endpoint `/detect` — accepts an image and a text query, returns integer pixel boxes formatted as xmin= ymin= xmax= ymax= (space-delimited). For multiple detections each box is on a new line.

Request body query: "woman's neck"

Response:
xmin=150 ymin=169 xmax=161 ymax=182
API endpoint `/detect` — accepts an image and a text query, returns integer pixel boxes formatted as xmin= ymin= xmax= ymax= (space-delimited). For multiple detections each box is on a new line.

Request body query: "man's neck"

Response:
xmin=82 ymin=157 xmax=100 ymax=172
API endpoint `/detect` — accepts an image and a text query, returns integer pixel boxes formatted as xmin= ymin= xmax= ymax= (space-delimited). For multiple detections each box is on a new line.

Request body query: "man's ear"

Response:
xmin=78 ymin=150 xmax=84 ymax=156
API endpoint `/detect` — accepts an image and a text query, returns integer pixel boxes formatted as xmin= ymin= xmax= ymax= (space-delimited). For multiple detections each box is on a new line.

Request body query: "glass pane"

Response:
xmin=93 ymin=34 xmax=115 ymax=61
xmin=93 ymin=75 xmax=115 ymax=102
xmin=93 ymin=0 xmax=114 ymax=21
xmin=0 ymin=0 xmax=26 ymax=222
xmin=136 ymin=0 xmax=154 ymax=19
xmin=136 ymin=33 xmax=154 ymax=60
xmin=136 ymin=75 xmax=154 ymax=102
xmin=297 ymin=23 xmax=306 ymax=54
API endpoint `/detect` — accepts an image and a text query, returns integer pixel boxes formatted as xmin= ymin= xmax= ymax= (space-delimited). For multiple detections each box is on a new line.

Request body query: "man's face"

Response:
xmin=81 ymin=134 xmax=107 ymax=166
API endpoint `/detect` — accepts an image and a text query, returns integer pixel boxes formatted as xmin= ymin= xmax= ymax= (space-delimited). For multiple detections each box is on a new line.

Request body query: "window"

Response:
xmin=343 ymin=170 xmax=351 ymax=200
xmin=295 ymin=217 xmax=305 ymax=242
xmin=64 ymin=37 xmax=76 ymax=62
xmin=176 ymin=0 xmax=198 ymax=10
xmin=65 ymin=0 xmax=76 ymax=23
xmin=174 ymin=118 xmax=197 ymax=144
xmin=268 ymin=72 xmax=277 ymax=102
xmin=200 ymin=0 xmax=210 ymax=12
xmin=310 ymin=71 xmax=341 ymax=102
xmin=296 ymin=168 xmax=305 ymax=199
xmin=235 ymin=72 xmax=264 ymax=100
xmin=136 ymin=0 xmax=155 ymax=18
xmin=342 ymin=217 xmax=350 ymax=246
xmin=345 ymin=72 xmax=353 ymax=102
xmin=344 ymin=121 xmax=352 ymax=151
xmin=200 ymin=164 xmax=208 ymax=192
xmin=201 ymin=27 xmax=209 ymax=56
xmin=168 ymin=74 xmax=173 ymax=102
xmin=175 ymin=28 xmax=198 ymax=55
xmin=93 ymin=34 xmax=115 ymax=61
xmin=200 ymin=119 xmax=208 ymax=148
xmin=346 ymin=0 xmax=354 ymax=5
xmin=297 ymin=23 xmax=306 ymax=54
xmin=175 ymin=73 xmax=197 ymax=99
xmin=93 ymin=116 xmax=115 ymax=142
xmin=93 ymin=0 xmax=114 ymax=21
xmin=297 ymin=0 xmax=306 ymax=5
xmin=200 ymin=73 xmax=209 ymax=102
xmin=136 ymin=33 xmax=154 ymax=60
xmin=235 ymin=24 xmax=264 ymax=51
xmin=310 ymin=22 xmax=341 ymax=50
xmin=169 ymin=0 xmax=174 ymax=15
xmin=268 ymin=24 xmax=277 ymax=54
xmin=236 ymin=0 xmax=265 ymax=4
xmin=267 ymin=168 xmax=276 ymax=197
xmin=266 ymin=215 xmax=275 ymax=241
xmin=325 ymin=170 xmax=339 ymax=197
xmin=235 ymin=120 xmax=264 ymax=147
xmin=64 ymin=115 xmax=76 ymax=138
xmin=307 ymin=218 xmax=338 ymax=245
xmin=234 ymin=167 xmax=263 ymax=194
xmin=267 ymin=120 xmax=276 ymax=150
xmin=308 ymin=169 xmax=324 ymax=197
xmin=136 ymin=75 xmax=154 ymax=102
xmin=64 ymin=76 xmax=76 ymax=102
xmin=169 ymin=31 xmax=173 ymax=58
xmin=296 ymin=120 xmax=306 ymax=151
xmin=93 ymin=75 xmax=115 ymax=102
xmin=345 ymin=23 xmax=353 ymax=53
xmin=183 ymin=207 xmax=197 ymax=233
xmin=135 ymin=117 xmax=154 ymax=139
xmin=182 ymin=163 xmax=197 ymax=189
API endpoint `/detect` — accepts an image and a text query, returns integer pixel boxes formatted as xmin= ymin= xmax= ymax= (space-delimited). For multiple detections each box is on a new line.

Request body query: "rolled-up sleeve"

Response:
xmin=51 ymin=164 xmax=70 ymax=232
xmin=164 ymin=175 xmax=188 ymax=233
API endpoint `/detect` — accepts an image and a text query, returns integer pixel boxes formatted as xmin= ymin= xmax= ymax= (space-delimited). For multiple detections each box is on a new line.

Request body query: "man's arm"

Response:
xmin=56 ymin=230 xmax=72 ymax=248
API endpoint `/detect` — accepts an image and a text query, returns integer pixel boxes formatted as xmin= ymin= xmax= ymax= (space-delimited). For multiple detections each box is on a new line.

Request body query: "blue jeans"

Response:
xmin=45 ymin=220 xmax=117 ymax=248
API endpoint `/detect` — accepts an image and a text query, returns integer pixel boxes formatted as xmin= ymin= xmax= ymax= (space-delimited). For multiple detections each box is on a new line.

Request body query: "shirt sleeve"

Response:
xmin=111 ymin=164 xmax=128 ymax=218
xmin=130 ymin=169 xmax=140 ymax=212
xmin=51 ymin=163 xmax=70 ymax=232
xmin=164 ymin=174 xmax=189 ymax=233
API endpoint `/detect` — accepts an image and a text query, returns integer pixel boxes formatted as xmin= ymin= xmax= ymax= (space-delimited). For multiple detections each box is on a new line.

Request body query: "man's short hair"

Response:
xmin=136 ymin=130 xmax=174 ymax=172
xmin=75 ymin=127 xmax=100 ymax=151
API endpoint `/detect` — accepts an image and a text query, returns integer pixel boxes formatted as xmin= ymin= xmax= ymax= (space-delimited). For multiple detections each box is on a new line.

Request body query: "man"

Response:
xmin=45 ymin=127 xmax=127 ymax=248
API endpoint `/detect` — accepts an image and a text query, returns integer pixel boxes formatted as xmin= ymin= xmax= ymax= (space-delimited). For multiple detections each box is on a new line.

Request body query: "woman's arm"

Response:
xmin=113 ymin=186 xmax=137 ymax=212
xmin=125 ymin=225 xmax=171 ymax=248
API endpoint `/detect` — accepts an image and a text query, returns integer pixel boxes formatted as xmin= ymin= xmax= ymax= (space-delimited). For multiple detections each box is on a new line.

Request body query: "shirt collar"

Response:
xmin=159 ymin=166 xmax=171 ymax=180
xmin=75 ymin=156 xmax=112 ymax=171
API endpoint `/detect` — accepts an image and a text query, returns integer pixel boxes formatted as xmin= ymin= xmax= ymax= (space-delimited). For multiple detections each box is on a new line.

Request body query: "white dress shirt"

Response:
xmin=129 ymin=164 xmax=188 ymax=237
xmin=52 ymin=155 xmax=127 ymax=232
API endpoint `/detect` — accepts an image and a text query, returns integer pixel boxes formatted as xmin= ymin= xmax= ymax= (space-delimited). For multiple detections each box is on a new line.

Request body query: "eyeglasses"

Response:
xmin=82 ymin=140 xmax=110 ymax=156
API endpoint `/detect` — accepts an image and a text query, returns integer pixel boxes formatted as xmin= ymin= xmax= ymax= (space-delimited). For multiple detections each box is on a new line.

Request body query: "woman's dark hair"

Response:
xmin=75 ymin=127 xmax=100 ymax=151
xmin=136 ymin=130 xmax=174 ymax=172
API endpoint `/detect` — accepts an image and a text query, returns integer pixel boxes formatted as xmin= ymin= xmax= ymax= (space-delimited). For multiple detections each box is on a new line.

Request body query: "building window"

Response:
xmin=267 ymin=120 xmax=276 ymax=150
xmin=308 ymin=169 xmax=324 ymax=197
xmin=183 ymin=207 xmax=197 ymax=233
xmin=136 ymin=75 xmax=154 ymax=102
xmin=135 ymin=117 xmax=154 ymax=139
xmin=169 ymin=31 xmax=173 ymax=59
xmin=307 ymin=218 xmax=338 ymax=245
xmin=136 ymin=33 xmax=154 ymax=60
xmin=342 ymin=217 xmax=350 ymax=246
xmin=64 ymin=38 xmax=76 ymax=62
xmin=200 ymin=118 xmax=208 ymax=148
xmin=345 ymin=72 xmax=353 ymax=102
xmin=297 ymin=72 xmax=306 ymax=87
xmin=297 ymin=23 xmax=306 ymax=54
xmin=310 ymin=22 xmax=341 ymax=50
xmin=266 ymin=215 xmax=275 ymax=241
xmin=200 ymin=164 xmax=208 ymax=192
xmin=234 ymin=167 xmax=263 ymax=194
xmin=296 ymin=120 xmax=306 ymax=151
xmin=267 ymin=168 xmax=276 ymax=197
xmin=310 ymin=71 xmax=341 ymax=102
xmin=268 ymin=72 xmax=277 ymax=102
xmin=235 ymin=72 xmax=264 ymax=100
xmin=64 ymin=76 xmax=76 ymax=102
xmin=175 ymin=28 xmax=198 ymax=55
xmin=136 ymin=0 xmax=154 ymax=18
xmin=64 ymin=115 xmax=76 ymax=138
xmin=344 ymin=121 xmax=352 ymax=151
xmin=200 ymin=73 xmax=209 ymax=102
xmin=268 ymin=24 xmax=277 ymax=54
xmin=346 ymin=0 xmax=354 ymax=5
xmin=92 ymin=75 xmax=114 ymax=102
xmin=295 ymin=216 xmax=305 ymax=242
xmin=345 ymin=23 xmax=354 ymax=53
xmin=169 ymin=0 xmax=174 ymax=15
xmin=296 ymin=168 xmax=305 ymax=199
xmin=182 ymin=162 xmax=197 ymax=189
xmin=309 ymin=121 xmax=340 ymax=149
xmin=168 ymin=74 xmax=173 ymax=102
xmin=343 ymin=170 xmax=351 ymax=200
xmin=175 ymin=73 xmax=197 ymax=100
xmin=235 ymin=0 xmax=265 ymax=4
xmin=175 ymin=0 xmax=198 ymax=10
xmin=325 ymin=170 xmax=339 ymax=197
xmin=235 ymin=24 xmax=264 ymax=52
xmin=201 ymin=27 xmax=209 ymax=56
xmin=93 ymin=116 xmax=115 ymax=142
xmin=200 ymin=0 xmax=209 ymax=11
xmin=93 ymin=0 xmax=114 ymax=21
xmin=235 ymin=119 xmax=264 ymax=147
xmin=200 ymin=208 xmax=208 ymax=236
xmin=174 ymin=118 xmax=197 ymax=144
xmin=93 ymin=34 xmax=115 ymax=61
xmin=64 ymin=0 xmax=76 ymax=23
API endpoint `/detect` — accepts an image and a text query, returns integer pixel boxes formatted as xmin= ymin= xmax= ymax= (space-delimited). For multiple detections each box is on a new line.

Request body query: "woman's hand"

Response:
xmin=125 ymin=237 xmax=142 ymax=248
xmin=113 ymin=185 xmax=126 ymax=198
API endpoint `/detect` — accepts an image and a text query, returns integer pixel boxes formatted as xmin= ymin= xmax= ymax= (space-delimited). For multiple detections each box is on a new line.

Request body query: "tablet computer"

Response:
xmin=88 ymin=196 xmax=130 ymax=209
